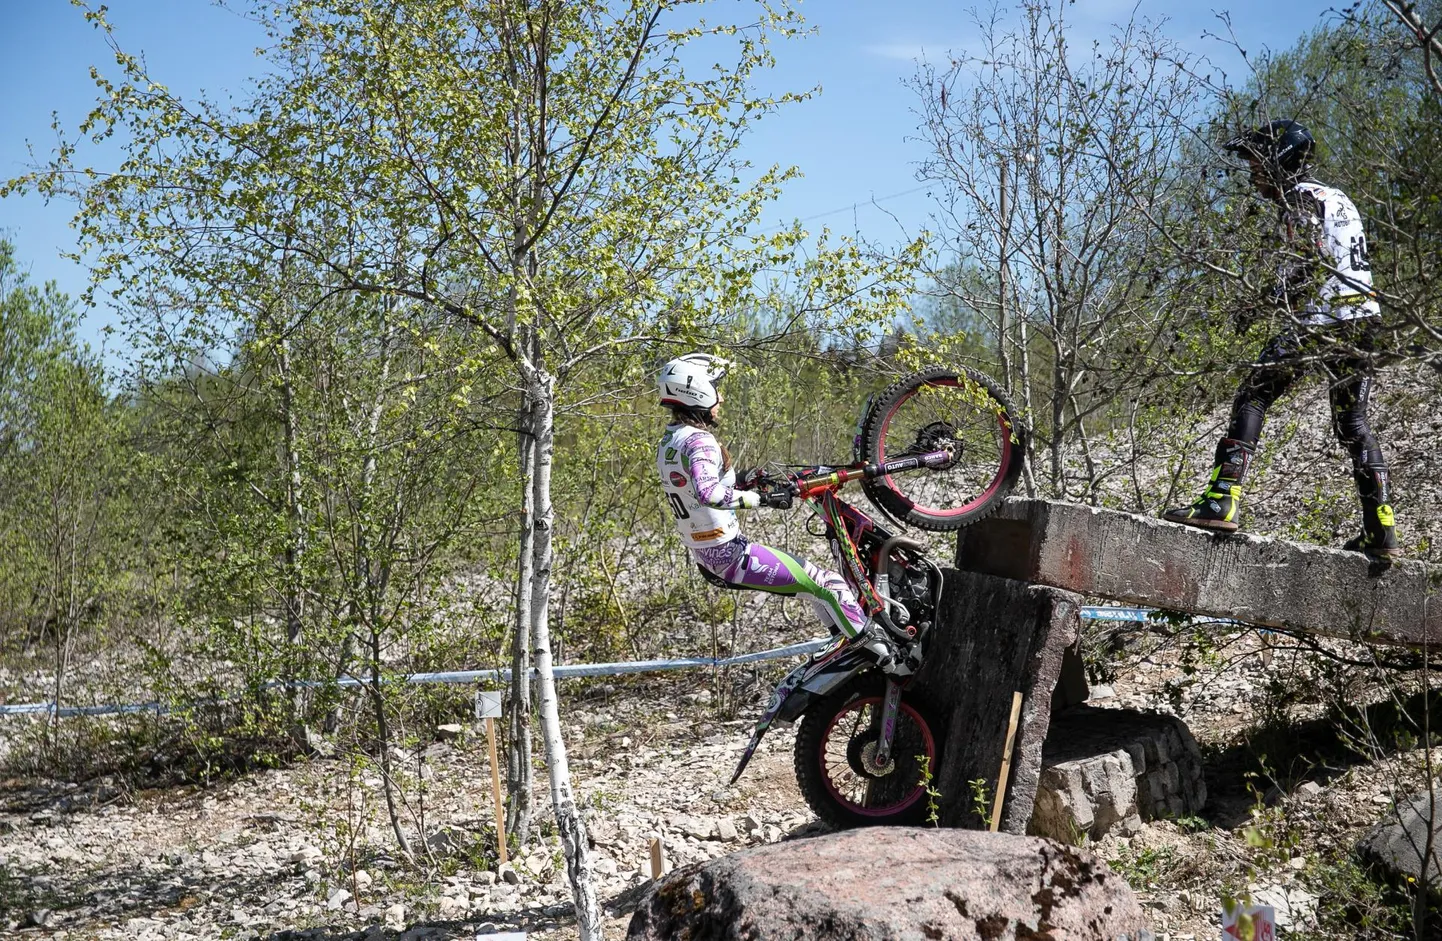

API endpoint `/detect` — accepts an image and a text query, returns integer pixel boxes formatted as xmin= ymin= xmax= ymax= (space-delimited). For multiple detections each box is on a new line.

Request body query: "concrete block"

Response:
xmin=914 ymin=569 xmax=1082 ymax=833
xmin=957 ymin=499 xmax=1442 ymax=648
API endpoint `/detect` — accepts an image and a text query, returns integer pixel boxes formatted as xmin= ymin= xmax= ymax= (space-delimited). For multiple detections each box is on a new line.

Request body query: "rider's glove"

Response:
xmin=762 ymin=489 xmax=794 ymax=510
xmin=737 ymin=490 xmax=762 ymax=509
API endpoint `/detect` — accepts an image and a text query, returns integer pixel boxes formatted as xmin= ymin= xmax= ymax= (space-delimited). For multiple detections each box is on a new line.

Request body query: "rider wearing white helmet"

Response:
xmin=655 ymin=353 xmax=907 ymax=673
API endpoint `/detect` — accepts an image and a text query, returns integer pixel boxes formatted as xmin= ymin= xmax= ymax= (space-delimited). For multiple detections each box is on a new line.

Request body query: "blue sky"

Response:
xmin=0 ymin=0 xmax=1344 ymax=355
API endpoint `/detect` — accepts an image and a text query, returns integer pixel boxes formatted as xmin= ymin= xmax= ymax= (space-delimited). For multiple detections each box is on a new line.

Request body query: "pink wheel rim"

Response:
xmin=818 ymin=695 xmax=935 ymax=818
xmin=875 ymin=377 xmax=1014 ymax=519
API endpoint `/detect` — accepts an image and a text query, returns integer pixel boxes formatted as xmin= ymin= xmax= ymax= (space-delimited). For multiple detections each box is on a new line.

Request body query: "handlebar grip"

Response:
xmin=762 ymin=490 xmax=794 ymax=510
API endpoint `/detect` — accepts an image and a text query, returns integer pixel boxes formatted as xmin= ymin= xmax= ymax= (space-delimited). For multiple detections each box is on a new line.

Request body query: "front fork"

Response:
xmin=869 ymin=677 xmax=904 ymax=771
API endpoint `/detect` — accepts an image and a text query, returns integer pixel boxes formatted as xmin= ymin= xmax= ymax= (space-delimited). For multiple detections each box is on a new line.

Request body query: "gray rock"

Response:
xmin=1251 ymin=882 xmax=1320 ymax=930
xmin=425 ymin=825 xmax=468 ymax=856
xmin=1358 ymin=784 xmax=1442 ymax=886
xmin=290 ymin=845 xmax=322 ymax=864
xmin=714 ymin=818 xmax=739 ymax=842
xmin=627 ymin=827 xmax=1152 ymax=941
xmin=436 ymin=723 xmax=465 ymax=740
xmin=326 ymin=887 xmax=352 ymax=909
xmin=674 ymin=815 xmax=714 ymax=840
xmin=499 ymin=863 xmax=520 ymax=885
xmin=1030 ymin=706 xmax=1205 ymax=843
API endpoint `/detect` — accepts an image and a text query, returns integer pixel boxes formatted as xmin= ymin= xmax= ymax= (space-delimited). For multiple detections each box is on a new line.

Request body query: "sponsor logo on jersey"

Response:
xmin=692 ymin=527 xmax=726 ymax=542
xmin=669 ymin=471 xmax=688 ymax=487
xmin=665 ymin=448 xmax=677 ymax=461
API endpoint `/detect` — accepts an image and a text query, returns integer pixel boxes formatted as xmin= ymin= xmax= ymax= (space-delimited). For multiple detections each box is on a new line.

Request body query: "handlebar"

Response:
xmin=751 ymin=448 xmax=955 ymax=499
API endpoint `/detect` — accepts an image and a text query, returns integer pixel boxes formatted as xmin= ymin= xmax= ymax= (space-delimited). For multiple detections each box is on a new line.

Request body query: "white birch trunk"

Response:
xmin=527 ymin=373 xmax=602 ymax=939
xmin=277 ymin=333 xmax=308 ymax=716
xmin=507 ymin=385 xmax=536 ymax=846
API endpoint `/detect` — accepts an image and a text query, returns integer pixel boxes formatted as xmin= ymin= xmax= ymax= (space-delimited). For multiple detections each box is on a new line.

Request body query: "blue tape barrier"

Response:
xmin=0 ymin=605 xmax=1227 ymax=719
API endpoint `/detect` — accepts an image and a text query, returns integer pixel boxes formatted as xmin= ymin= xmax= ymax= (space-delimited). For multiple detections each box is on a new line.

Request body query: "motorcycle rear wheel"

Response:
xmin=793 ymin=673 xmax=941 ymax=828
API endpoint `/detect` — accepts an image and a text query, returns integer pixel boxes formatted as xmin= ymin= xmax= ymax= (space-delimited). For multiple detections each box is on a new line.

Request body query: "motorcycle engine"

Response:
xmin=887 ymin=563 xmax=935 ymax=627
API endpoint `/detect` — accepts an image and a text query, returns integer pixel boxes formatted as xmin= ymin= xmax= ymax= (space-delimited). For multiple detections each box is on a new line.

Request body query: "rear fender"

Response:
xmin=728 ymin=645 xmax=870 ymax=785
xmin=777 ymin=648 xmax=871 ymax=723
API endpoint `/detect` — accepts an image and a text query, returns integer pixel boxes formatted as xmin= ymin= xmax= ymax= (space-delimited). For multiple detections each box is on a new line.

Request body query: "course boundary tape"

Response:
xmin=0 ymin=605 xmax=1197 ymax=719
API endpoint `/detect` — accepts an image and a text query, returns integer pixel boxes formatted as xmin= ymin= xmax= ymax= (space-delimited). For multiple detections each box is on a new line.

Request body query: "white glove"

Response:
xmin=737 ymin=490 xmax=762 ymax=509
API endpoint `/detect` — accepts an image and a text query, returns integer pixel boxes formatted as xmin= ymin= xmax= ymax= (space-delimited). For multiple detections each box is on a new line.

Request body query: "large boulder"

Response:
xmin=627 ymin=827 xmax=1152 ymax=940
xmin=1356 ymin=784 xmax=1442 ymax=887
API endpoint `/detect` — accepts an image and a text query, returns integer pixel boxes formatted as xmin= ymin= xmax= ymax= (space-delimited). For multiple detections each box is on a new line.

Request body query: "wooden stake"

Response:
xmin=484 ymin=716 xmax=509 ymax=865
xmin=989 ymin=691 xmax=1025 ymax=833
xmin=649 ymin=837 xmax=666 ymax=879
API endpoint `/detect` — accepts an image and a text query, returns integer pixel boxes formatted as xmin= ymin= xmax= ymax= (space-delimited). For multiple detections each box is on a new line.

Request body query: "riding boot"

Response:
xmin=1162 ymin=438 xmax=1254 ymax=532
xmin=1343 ymin=463 xmax=1400 ymax=561
xmin=854 ymin=622 xmax=913 ymax=677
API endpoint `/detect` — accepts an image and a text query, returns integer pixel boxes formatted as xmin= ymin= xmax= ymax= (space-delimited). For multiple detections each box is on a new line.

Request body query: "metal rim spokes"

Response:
xmin=878 ymin=380 xmax=1011 ymax=517
xmin=819 ymin=696 xmax=933 ymax=816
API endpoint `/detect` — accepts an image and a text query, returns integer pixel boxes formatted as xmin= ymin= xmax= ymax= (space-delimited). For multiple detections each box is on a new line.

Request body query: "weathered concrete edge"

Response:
xmin=1000 ymin=584 xmax=1082 ymax=834
xmin=958 ymin=498 xmax=1442 ymax=649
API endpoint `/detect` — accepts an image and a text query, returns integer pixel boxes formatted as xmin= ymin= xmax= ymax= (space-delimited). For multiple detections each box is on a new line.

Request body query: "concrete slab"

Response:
xmin=956 ymin=499 xmax=1442 ymax=648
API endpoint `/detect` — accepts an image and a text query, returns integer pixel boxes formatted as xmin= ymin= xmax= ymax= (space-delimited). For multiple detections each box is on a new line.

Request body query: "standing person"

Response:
xmin=654 ymin=352 xmax=912 ymax=673
xmin=1163 ymin=119 xmax=1399 ymax=561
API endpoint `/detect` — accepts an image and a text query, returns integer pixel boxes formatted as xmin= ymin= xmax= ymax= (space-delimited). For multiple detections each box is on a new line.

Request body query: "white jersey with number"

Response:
xmin=1284 ymin=181 xmax=1381 ymax=324
xmin=657 ymin=424 xmax=744 ymax=548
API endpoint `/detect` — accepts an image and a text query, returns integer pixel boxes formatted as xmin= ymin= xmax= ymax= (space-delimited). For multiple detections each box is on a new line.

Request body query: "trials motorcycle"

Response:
xmin=721 ymin=365 xmax=1025 ymax=827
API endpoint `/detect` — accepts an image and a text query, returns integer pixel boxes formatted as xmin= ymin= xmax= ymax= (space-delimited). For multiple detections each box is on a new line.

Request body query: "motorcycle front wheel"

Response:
xmin=859 ymin=364 xmax=1025 ymax=531
xmin=793 ymin=673 xmax=941 ymax=828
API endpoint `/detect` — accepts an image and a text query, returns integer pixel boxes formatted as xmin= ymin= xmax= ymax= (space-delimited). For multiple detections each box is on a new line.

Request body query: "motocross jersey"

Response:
xmin=657 ymin=424 xmax=746 ymax=547
xmin=1281 ymin=181 xmax=1381 ymax=325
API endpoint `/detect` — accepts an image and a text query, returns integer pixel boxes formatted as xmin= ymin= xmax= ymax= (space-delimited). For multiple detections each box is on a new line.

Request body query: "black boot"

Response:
xmin=1163 ymin=438 xmax=1254 ymax=532
xmin=1343 ymin=464 xmax=1400 ymax=561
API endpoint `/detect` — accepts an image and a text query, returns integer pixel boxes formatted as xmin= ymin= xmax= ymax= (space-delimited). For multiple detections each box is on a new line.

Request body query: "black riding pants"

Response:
xmin=1226 ymin=318 xmax=1387 ymax=473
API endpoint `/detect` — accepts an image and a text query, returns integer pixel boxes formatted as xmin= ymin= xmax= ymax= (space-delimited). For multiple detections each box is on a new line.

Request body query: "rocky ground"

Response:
xmin=2 ymin=362 xmax=1439 ymax=939
xmin=2 ymin=620 xmax=1438 ymax=940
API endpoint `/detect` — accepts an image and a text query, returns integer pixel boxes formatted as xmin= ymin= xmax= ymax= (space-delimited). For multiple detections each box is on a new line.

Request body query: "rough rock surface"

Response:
xmin=915 ymin=570 xmax=1083 ymax=833
xmin=1356 ymin=783 xmax=1442 ymax=887
xmin=626 ymin=827 xmax=1153 ymax=941
xmin=1030 ymin=706 xmax=1207 ymax=843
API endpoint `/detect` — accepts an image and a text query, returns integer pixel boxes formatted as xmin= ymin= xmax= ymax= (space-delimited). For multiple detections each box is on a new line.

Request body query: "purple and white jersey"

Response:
xmin=657 ymin=424 xmax=745 ymax=547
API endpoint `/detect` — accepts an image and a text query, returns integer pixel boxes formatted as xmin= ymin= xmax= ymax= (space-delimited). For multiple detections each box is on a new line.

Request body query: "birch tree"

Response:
xmin=9 ymin=1 xmax=913 ymax=935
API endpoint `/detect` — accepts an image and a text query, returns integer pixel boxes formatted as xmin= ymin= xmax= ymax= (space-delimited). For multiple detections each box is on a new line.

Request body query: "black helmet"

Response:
xmin=1223 ymin=119 xmax=1315 ymax=174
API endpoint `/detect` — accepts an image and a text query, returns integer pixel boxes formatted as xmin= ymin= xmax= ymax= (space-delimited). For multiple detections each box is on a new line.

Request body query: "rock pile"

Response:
xmin=1031 ymin=706 xmax=1206 ymax=842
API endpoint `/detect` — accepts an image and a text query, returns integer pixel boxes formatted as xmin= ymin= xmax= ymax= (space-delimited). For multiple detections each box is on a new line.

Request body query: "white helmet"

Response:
xmin=657 ymin=353 xmax=731 ymax=410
